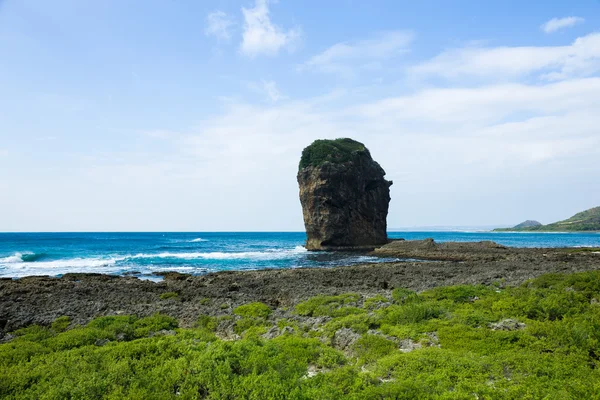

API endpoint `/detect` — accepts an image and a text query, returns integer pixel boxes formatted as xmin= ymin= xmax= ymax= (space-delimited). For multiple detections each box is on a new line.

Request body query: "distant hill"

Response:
xmin=513 ymin=220 xmax=542 ymax=229
xmin=494 ymin=207 xmax=600 ymax=232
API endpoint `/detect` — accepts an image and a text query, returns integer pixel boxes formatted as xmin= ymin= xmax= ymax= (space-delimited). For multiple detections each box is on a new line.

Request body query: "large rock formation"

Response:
xmin=297 ymin=138 xmax=392 ymax=250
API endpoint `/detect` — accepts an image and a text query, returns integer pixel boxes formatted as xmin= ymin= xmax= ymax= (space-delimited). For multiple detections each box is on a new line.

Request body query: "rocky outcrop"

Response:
xmin=374 ymin=239 xmax=509 ymax=261
xmin=297 ymin=138 xmax=392 ymax=251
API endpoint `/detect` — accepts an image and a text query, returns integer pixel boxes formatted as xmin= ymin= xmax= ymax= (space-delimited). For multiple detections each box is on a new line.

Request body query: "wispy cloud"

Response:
xmin=541 ymin=16 xmax=584 ymax=34
xmin=410 ymin=33 xmax=600 ymax=82
xmin=205 ymin=10 xmax=236 ymax=41
xmin=262 ymin=80 xmax=285 ymax=102
xmin=247 ymin=80 xmax=287 ymax=102
xmin=302 ymin=31 xmax=413 ymax=77
xmin=240 ymin=0 xmax=301 ymax=57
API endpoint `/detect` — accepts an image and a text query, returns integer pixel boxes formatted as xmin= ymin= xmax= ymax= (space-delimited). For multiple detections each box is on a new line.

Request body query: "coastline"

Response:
xmin=2 ymin=240 xmax=599 ymax=339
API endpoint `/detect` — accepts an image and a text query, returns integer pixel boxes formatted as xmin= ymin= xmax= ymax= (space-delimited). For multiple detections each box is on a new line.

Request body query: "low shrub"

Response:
xmin=196 ymin=314 xmax=218 ymax=332
xmin=295 ymin=293 xmax=363 ymax=317
xmin=233 ymin=302 xmax=272 ymax=319
xmin=159 ymin=291 xmax=179 ymax=300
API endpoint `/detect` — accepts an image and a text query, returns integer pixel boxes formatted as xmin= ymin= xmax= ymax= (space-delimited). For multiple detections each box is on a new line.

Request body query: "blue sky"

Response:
xmin=1 ymin=0 xmax=599 ymax=231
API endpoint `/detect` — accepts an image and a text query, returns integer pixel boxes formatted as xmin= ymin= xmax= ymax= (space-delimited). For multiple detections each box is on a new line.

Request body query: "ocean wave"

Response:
xmin=2 ymin=257 xmax=118 ymax=269
xmin=126 ymin=246 xmax=307 ymax=261
xmin=0 ymin=252 xmax=47 ymax=263
xmin=0 ymin=256 xmax=122 ymax=278
xmin=189 ymin=238 xmax=209 ymax=243
xmin=0 ymin=253 xmax=25 ymax=263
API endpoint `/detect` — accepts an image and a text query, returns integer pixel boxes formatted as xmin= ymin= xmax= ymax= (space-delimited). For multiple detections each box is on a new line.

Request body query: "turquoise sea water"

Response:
xmin=0 ymin=232 xmax=598 ymax=278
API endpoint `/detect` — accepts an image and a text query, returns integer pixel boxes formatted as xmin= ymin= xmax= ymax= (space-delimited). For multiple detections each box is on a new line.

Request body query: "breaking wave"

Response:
xmin=0 ymin=252 xmax=48 ymax=263
xmin=0 ymin=257 xmax=118 ymax=269
xmin=126 ymin=246 xmax=307 ymax=261
xmin=189 ymin=238 xmax=209 ymax=243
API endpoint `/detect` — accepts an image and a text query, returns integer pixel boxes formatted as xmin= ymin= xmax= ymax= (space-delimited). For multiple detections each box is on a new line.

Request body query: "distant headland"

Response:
xmin=494 ymin=206 xmax=600 ymax=232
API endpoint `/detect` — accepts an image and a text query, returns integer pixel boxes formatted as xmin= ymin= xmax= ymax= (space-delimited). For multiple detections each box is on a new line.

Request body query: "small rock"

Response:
xmin=425 ymin=332 xmax=440 ymax=347
xmin=399 ymin=339 xmax=422 ymax=353
xmin=150 ymin=329 xmax=176 ymax=337
xmin=489 ymin=319 xmax=526 ymax=331
xmin=95 ymin=338 xmax=110 ymax=346
xmin=306 ymin=365 xmax=320 ymax=378
xmin=303 ymin=364 xmax=329 ymax=379
xmin=1 ymin=333 xmax=16 ymax=343
xmin=228 ymin=283 xmax=240 ymax=292
xmin=302 ymin=316 xmax=330 ymax=330
xmin=262 ymin=326 xmax=280 ymax=340
xmin=332 ymin=328 xmax=361 ymax=351
xmin=281 ymin=326 xmax=295 ymax=335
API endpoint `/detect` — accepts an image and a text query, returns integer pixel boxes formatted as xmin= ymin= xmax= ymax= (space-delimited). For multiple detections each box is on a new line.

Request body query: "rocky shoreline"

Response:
xmin=2 ymin=239 xmax=599 ymax=340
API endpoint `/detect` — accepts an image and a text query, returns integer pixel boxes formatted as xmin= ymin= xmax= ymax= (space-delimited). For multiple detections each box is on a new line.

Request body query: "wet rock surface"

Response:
xmin=297 ymin=139 xmax=392 ymax=250
xmin=374 ymin=238 xmax=510 ymax=261
xmin=1 ymin=241 xmax=599 ymax=337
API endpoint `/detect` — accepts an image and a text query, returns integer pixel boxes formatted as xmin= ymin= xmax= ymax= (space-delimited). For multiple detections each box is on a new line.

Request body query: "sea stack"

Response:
xmin=297 ymin=138 xmax=392 ymax=250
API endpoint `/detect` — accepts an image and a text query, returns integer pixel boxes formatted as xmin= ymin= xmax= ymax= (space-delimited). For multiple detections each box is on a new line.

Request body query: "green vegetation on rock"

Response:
xmin=234 ymin=302 xmax=272 ymax=319
xmin=159 ymin=291 xmax=179 ymax=300
xmin=495 ymin=206 xmax=600 ymax=232
xmin=3 ymin=271 xmax=600 ymax=398
xmin=298 ymin=138 xmax=367 ymax=170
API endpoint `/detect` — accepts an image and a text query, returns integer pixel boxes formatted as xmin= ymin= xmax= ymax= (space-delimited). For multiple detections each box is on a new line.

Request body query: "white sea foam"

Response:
xmin=127 ymin=246 xmax=307 ymax=261
xmin=189 ymin=238 xmax=209 ymax=243
xmin=4 ymin=257 xmax=117 ymax=269
xmin=0 ymin=253 xmax=26 ymax=263
xmin=0 ymin=257 xmax=121 ymax=278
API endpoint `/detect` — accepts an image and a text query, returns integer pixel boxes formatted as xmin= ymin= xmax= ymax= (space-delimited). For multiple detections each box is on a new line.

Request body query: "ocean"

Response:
xmin=0 ymin=231 xmax=598 ymax=279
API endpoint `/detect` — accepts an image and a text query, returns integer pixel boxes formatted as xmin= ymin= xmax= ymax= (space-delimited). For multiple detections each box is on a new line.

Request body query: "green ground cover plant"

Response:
xmin=298 ymin=138 xmax=367 ymax=170
xmin=2 ymin=271 xmax=600 ymax=399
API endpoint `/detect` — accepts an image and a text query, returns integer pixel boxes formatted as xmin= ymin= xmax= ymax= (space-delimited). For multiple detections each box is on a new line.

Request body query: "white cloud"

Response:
xmin=302 ymin=31 xmax=413 ymax=77
xmin=240 ymin=0 xmax=301 ymax=57
xmin=262 ymin=80 xmax=285 ymax=102
xmin=541 ymin=17 xmax=584 ymax=34
xmin=205 ymin=10 xmax=236 ymax=41
xmin=410 ymin=33 xmax=600 ymax=82
xmin=247 ymin=80 xmax=287 ymax=101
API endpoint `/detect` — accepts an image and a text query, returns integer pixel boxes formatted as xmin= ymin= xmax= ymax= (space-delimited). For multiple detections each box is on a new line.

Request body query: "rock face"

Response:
xmin=297 ymin=138 xmax=392 ymax=251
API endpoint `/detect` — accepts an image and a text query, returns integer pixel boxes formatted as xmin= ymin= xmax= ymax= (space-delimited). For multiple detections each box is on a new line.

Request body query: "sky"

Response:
xmin=0 ymin=0 xmax=599 ymax=232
